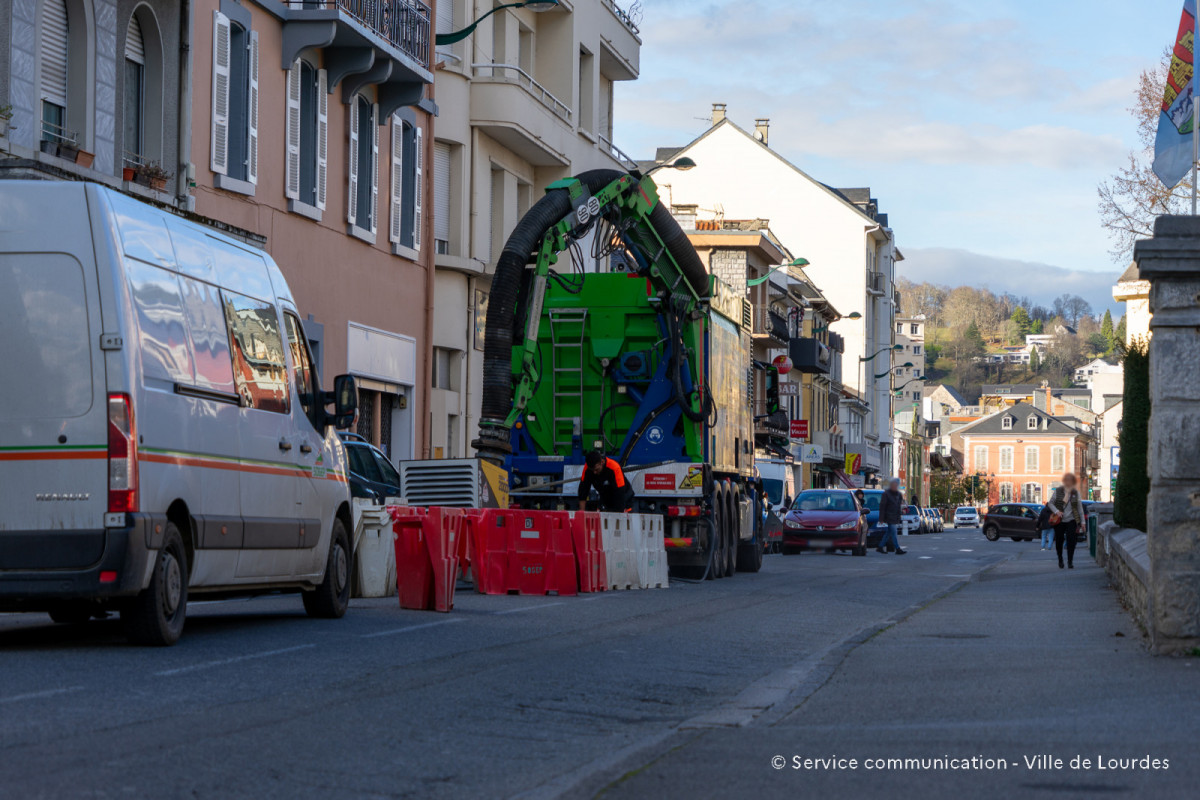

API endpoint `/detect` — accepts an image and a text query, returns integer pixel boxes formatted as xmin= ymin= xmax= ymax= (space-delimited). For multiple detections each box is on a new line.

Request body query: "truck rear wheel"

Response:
xmin=709 ymin=496 xmax=727 ymax=579
xmin=723 ymin=486 xmax=738 ymax=577
xmin=122 ymin=524 xmax=188 ymax=646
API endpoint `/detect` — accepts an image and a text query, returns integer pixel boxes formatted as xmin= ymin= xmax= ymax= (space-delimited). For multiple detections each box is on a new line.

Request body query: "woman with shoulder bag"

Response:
xmin=1044 ymin=473 xmax=1087 ymax=570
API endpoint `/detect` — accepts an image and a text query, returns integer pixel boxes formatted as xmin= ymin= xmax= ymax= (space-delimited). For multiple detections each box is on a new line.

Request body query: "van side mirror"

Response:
xmin=327 ymin=374 xmax=358 ymax=430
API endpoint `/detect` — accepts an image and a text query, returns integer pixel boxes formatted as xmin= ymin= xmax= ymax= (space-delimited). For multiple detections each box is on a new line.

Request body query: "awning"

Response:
xmin=834 ymin=469 xmax=858 ymax=489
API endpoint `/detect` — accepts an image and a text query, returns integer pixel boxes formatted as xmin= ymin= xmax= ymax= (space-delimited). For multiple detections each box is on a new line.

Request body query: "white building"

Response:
xmin=431 ymin=0 xmax=642 ymax=457
xmin=894 ymin=316 xmax=926 ymax=408
xmin=645 ymin=108 xmax=902 ymax=479
xmin=1074 ymin=357 xmax=1121 ymax=386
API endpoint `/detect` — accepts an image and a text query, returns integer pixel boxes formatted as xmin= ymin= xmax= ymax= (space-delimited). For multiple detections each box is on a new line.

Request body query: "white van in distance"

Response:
xmin=0 ymin=181 xmax=359 ymax=645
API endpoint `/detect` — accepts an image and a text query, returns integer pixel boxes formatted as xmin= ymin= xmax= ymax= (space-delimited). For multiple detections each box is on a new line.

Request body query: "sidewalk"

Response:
xmin=607 ymin=548 xmax=1200 ymax=799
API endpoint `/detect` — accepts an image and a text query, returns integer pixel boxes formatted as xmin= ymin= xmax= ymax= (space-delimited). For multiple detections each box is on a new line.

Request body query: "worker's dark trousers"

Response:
xmin=1054 ymin=520 xmax=1079 ymax=565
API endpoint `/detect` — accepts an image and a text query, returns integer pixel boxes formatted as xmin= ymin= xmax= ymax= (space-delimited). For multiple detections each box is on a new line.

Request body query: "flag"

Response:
xmin=1153 ymin=0 xmax=1198 ymax=189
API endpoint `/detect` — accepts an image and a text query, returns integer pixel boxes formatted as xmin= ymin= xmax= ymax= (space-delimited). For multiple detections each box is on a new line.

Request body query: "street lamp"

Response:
xmin=875 ymin=362 xmax=913 ymax=380
xmin=436 ymin=0 xmax=560 ymax=46
xmin=893 ymin=375 xmax=925 ymax=395
xmin=642 ymin=156 xmax=697 ymax=177
xmin=812 ymin=311 xmax=861 ymax=333
xmin=747 ymin=257 xmax=810 ymax=287
xmin=859 ymin=344 xmax=903 ymax=363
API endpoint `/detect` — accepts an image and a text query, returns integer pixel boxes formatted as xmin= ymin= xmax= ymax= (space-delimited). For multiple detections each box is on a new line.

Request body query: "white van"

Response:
xmin=0 ymin=181 xmax=359 ymax=645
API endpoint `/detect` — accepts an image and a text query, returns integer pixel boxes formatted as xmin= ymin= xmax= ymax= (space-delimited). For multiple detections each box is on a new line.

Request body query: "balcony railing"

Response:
xmin=603 ymin=0 xmax=641 ymax=35
xmin=289 ymin=1 xmax=431 ymax=67
xmin=600 ymin=133 xmax=637 ymax=169
xmin=811 ymin=430 xmax=845 ymax=460
xmin=755 ymin=410 xmax=789 ymax=437
xmin=753 ymin=308 xmax=789 ymax=343
xmin=471 ymin=63 xmax=573 ymax=122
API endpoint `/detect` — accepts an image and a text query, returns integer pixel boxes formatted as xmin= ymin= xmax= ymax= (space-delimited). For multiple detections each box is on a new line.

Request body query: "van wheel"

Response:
xmin=303 ymin=518 xmax=351 ymax=619
xmin=122 ymin=525 xmax=188 ymax=646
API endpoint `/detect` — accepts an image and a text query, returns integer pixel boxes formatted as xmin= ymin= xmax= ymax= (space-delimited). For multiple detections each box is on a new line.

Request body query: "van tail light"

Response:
xmin=107 ymin=393 xmax=138 ymax=513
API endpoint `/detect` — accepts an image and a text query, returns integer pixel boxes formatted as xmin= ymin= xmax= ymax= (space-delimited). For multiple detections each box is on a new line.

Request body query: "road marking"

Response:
xmin=493 ymin=602 xmax=565 ymax=615
xmin=919 ymin=556 xmax=933 ymax=559
xmin=959 ymin=549 xmax=974 ymax=552
xmin=154 ymin=644 xmax=315 ymax=676
xmin=360 ymin=619 xmax=464 ymax=639
xmin=0 ymin=686 xmax=84 ymax=705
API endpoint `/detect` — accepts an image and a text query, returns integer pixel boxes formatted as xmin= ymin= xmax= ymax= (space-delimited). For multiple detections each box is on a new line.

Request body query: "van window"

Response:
xmin=0 ymin=253 xmax=93 ymax=419
xmin=179 ymin=275 xmax=236 ymax=393
xmin=223 ymin=292 xmax=289 ymax=414
xmin=283 ymin=313 xmax=318 ymax=425
xmin=208 ymin=236 xmax=273 ymax=303
xmin=125 ymin=259 xmax=195 ymax=385
xmin=108 ymin=191 xmax=176 ymax=267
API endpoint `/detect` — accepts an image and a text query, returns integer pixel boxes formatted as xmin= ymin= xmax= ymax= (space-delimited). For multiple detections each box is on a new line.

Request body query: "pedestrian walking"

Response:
xmin=1045 ymin=473 xmax=1087 ymax=569
xmin=876 ymin=478 xmax=906 ymax=555
xmin=577 ymin=452 xmax=635 ymax=513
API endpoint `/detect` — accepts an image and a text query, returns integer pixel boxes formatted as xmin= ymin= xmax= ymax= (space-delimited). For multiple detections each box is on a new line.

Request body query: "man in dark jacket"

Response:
xmin=876 ymin=478 xmax=906 ymax=555
xmin=577 ymin=452 xmax=635 ymax=512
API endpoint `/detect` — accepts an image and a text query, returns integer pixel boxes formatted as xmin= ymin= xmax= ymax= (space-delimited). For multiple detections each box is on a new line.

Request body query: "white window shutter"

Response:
xmin=247 ymin=31 xmax=260 ymax=184
xmin=210 ymin=11 xmax=231 ymax=175
xmin=347 ymin=100 xmax=359 ymax=225
xmin=316 ymin=69 xmax=328 ymax=210
xmin=370 ymin=104 xmax=379 ymax=235
xmin=389 ymin=118 xmax=403 ymax=244
xmin=41 ymin=0 xmax=69 ymax=107
xmin=413 ymin=125 xmax=423 ymax=251
xmin=285 ymin=60 xmax=301 ymax=200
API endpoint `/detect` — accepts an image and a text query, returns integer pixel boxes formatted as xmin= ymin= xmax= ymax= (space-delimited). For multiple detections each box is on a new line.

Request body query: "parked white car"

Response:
xmin=0 ymin=182 xmax=359 ymax=645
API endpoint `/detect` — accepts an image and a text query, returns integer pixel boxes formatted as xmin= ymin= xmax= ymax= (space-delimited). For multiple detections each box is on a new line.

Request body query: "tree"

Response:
xmin=1011 ymin=306 xmax=1032 ymax=342
xmin=1030 ymin=318 xmax=1045 ymax=335
xmin=1052 ymin=294 xmax=1093 ymax=328
xmin=1029 ymin=346 xmax=1041 ymax=372
xmin=1115 ymin=338 xmax=1150 ymax=530
xmin=1100 ymin=309 xmax=1115 ymax=351
xmin=965 ymin=321 xmax=986 ymax=351
xmin=1097 ymin=50 xmax=1192 ymax=263
xmin=1087 ymin=332 xmax=1110 ymax=356
xmin=1115 ymin=314 xmax=1127 ymax=347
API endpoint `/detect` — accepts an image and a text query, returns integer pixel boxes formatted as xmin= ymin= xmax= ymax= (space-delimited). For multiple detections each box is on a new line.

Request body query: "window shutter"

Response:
xmin=433 ymin=141 xmax=451 ymax=247
xmin=370 ymin=104 xmax=379 ymax=235
xmin=347 ymin=99 xmax=359 ymax=225
xmin=413 ymin=125 xmax=423 ymax=251
xmin=247 ymin=30 xmax=260 ymax=184
xmin=41 ymin=0 xmax=69 ymax=107
xmin=285 ymin=60 xmax=301 ymax=200
xmin=389 ymin=117 xmax=403 ymax=244
xmin=210 ymin=11 xmax=231 ymax=175
xmin=316 ymin=69 xmax=328 ymax=210
xmin=125 ymin=15 xmax=145 ymax=64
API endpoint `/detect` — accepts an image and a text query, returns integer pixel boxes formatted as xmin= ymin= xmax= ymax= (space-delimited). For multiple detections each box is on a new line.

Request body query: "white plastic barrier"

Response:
xmin=600 ymin=513 xmax=640 ymax=590
xmin=352 ymin=499 xmax=400 ymax=598
xmin=632 ymin=514 xmax=669 ymax=589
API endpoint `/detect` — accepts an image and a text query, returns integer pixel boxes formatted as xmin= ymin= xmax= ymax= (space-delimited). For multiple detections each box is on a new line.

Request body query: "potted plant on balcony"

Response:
xmin=57 ymin=139 xmax=79 ymax=163
xmin=122 ymin=164 xmax=137 ymax=182
xmin=74 ymin=147 xmax=95 ymax=168
xmin=134 ymin=161 xmax=171 ymax=192
xmin=0 ymin=105 xmax=12 ymax=138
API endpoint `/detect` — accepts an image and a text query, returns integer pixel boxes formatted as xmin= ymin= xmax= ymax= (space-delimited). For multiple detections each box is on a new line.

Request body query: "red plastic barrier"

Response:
xmin=462 ymin=510 xmax=578 ymax=596
xmin=568 ymin=511 xmax=607 ymax=593
xmin=389 ymin=507 xmax=463 ymax=612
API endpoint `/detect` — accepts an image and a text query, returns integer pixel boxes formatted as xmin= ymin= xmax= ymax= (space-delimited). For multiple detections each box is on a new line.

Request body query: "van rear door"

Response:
xmin=0 ymin=184 xmax=109 ymax=567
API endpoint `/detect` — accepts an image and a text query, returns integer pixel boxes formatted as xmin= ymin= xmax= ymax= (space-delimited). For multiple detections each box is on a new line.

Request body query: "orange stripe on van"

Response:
xmin=140 ymin=452 xmax=348 ymax=482
xmin=0 ymin=450 xmax=106 ymax=462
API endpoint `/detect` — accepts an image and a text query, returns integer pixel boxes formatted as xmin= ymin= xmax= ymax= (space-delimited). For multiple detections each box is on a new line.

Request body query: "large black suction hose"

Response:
xmin=473 ymin=169 xmax=711 ymax=464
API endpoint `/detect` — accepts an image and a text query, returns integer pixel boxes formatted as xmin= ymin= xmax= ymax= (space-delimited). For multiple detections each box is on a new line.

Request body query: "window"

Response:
xmin=433 ymin=140 xmax=452 ymax=254
xmin=1027 ymin=415 xmax=1038 ymax=430
xmin=285 ymin=60 xmax=327 ymax=211
xmin=284 ymin=313 xmax=319 ymax=427
xmin=432 ymin=347 xmax=456 ymax=390
xmin=389 ymin=116 xmax=423 ymax=250
xmin=348 ymin=95 xmax=378 ymax=234
xmin=223 ymin=292 xmax=288 ymax=414
xmin=123 ymin=15 xmax=145 ymax=159
xmin=1001 ymin=415 xmax=1013 ymax=430
xmin=1051 ymin=445 xmax=1066 ymax=473
xmin=913 ymin=391 xmax=921 ymax=401
xmin=896 ymin=323 xmax=902 ymax=334
xmin=1025 ymin=446 xmax=1039 ymax=473
xmin=910 ymin=323 xmax=919 ymax=335
xmin=211 ymin=10 xmax=259 ymax=184
xmin=973 ymin=446 xmax=988 ymax=472
xmin=40 ymin=0 xmax=70 ymax=144
xmin=1022 ymin=483 xmax=1042 ymax=503
xmin=999 ymin=482 xmax=1014 ymax=503
xmin=912 ymin=345 xmax=921 ymax=355
xmin=999 ymin=446 xmax=1014 ymax=473
xmin=578 ymin=47 xmax=595 ymax=132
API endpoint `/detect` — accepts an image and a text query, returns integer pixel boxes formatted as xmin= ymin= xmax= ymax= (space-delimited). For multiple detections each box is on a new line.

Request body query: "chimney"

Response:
xmin=755 ymin=118 xmax=770 ymax=145
xmin=1045 ymin=385 xmax=1052 ymax=413
xmin=711 ymin=103 xmax=727 ymax=125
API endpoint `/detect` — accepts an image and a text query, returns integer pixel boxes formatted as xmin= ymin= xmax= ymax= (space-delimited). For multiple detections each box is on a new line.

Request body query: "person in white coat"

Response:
xmin=1045 ymin=473 xmax=1087 ymax=570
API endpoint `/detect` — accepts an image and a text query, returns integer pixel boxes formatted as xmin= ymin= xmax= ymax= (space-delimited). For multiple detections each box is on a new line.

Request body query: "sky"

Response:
xmin=613 ymin=0 xmax=1186 ymax=316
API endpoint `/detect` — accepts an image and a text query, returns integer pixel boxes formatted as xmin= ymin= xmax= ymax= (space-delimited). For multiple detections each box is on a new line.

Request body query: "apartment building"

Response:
xmin=429 ymin=0 xmax=641 ymax=457
xmin=645 ymin=108 xmax=901 ymax=480
xmin=1 ymin=0 xmax=185 ymax=199
xmin=182 ymin=0 xmax=437 ymax=459
xmin=893 ymin=315 xmax=926 ymax=407
xmin=953 ymin=402 xmax=1096 ymax=505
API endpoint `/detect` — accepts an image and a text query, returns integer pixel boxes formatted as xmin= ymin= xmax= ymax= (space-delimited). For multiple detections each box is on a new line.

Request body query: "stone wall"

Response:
xmin=1098 ymin=522 xmax=1150 ymax=633
xmin=709 ymin=249 xmax=747 ymax=294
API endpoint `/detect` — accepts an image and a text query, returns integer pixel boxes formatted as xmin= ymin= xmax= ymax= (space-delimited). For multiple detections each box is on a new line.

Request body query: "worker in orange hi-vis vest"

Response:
xmin=577 ymin=451 xmax=636 ymax=513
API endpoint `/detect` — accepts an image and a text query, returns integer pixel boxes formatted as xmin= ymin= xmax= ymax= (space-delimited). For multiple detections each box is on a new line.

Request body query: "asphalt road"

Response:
xmin=1 ymin=527 xmax=1195 ymax=799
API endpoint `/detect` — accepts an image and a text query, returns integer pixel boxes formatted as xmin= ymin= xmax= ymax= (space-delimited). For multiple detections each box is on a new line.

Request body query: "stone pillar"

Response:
xmin=1133 ymin=216 xmax=1200 ymax=654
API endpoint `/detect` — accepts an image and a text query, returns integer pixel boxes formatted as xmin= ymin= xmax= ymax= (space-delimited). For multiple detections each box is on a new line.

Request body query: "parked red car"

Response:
xmin=781 ymin=489 xmax=869 ymax=556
